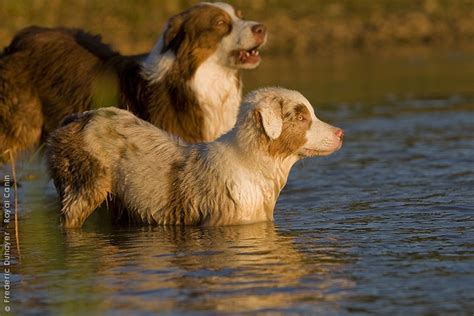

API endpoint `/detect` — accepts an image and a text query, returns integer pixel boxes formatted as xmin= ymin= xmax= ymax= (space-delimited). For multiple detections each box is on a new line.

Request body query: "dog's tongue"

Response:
xmin=239 ymin=49 xmax=260 ymax=64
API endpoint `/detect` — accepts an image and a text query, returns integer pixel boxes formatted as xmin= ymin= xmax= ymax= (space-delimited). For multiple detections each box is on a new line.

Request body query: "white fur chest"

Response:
xmin=222 ymin=161 xmax=277 ymax=224
xmin=190 ymin=55 xmax=241 ymax=142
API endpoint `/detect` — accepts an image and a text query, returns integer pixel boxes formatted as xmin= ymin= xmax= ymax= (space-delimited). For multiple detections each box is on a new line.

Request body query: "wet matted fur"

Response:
xmin=0 ymin=2 xmax=267 ymax=163
xmin=47 ymin=87 xmax=344 ymax=228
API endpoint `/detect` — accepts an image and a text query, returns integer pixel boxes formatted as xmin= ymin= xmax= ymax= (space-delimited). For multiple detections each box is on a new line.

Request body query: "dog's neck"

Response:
xmin=218 ymin=117 xmax=299 ymax=193
xmin=189 ymin=54 xmax=241 ymax=141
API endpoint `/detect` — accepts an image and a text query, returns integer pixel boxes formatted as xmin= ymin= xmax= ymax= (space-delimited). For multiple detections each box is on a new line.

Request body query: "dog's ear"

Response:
xmin=161 ymin=14 xmax=185 ymax=53
xmin=257 ymin=98 xmax=283 ymax=140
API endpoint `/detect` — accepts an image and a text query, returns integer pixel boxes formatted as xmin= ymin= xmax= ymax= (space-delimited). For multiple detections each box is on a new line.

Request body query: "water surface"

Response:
xmin=2 ymin=49 xmax=473 ymax=315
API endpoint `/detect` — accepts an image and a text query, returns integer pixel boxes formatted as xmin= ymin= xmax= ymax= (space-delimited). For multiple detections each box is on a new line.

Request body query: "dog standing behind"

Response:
xmin=0 ymin=2 xmax=266 ymax=162
xmin=46 ymin=87 xmax=344 ymax=228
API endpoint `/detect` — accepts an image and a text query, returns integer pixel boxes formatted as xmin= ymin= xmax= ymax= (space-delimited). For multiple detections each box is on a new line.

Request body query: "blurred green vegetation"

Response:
xmin=0 ymin=0 xmax=473 ymax=55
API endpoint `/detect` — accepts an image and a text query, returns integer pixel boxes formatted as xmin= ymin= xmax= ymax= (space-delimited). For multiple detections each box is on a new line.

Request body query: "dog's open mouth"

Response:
xmin=234 ymin=45 xmax=262 ymax=64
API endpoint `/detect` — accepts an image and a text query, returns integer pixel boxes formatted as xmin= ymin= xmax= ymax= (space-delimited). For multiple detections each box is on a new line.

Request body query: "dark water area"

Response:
xmin=1 ymin=49 xmax=474 ymax=315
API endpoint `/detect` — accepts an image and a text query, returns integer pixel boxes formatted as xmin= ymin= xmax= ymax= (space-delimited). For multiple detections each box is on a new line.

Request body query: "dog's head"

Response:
xmin=242 ymin=88 xmax=344 ymax=159
xmin=160 ymin=2 xmax=266 ymax=70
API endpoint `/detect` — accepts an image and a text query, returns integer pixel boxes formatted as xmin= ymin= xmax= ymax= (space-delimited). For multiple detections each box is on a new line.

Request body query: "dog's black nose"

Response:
xmin=251 ymin=24 xmax=266 ymax=37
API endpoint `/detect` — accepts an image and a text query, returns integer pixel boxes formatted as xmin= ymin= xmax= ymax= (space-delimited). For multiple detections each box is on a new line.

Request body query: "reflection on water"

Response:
xmin=2 ymin=49 xmax=474 ymax=314
xmin=17 ymin=217 xmax=355 ymax=315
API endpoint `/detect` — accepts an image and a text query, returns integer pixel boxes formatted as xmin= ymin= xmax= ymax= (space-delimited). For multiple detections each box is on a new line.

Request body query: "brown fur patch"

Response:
xmin=268 ymin=104 xmax=312 ymax=158
xmin=163 ymin=5 xmax=233 ymax=78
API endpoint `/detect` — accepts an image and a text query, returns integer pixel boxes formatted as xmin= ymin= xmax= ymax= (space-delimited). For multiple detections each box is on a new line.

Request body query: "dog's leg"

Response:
xmin=47 ymin=119 xmax=112 ymax=228
xmin=60 ymin=183 xmax=110 ymax=228
xmin=53 ymin=160 xmax=111 ymax=228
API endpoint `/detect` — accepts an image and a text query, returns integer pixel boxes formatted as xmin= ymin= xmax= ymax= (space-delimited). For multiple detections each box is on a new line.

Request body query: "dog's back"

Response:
xmin=4 ymin=26 xmax=115 ymax=58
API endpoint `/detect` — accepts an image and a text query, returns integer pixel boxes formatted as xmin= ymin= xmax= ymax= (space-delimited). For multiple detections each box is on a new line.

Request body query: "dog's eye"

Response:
xmin=297 ymin=114 xmax=305 ymax=121
xmin=215 ymin=19 xmax=226 ymax=26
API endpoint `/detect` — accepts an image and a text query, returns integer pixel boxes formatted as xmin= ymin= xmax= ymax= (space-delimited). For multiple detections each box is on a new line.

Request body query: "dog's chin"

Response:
xmin=298 ymin=143 xmax=343 ymax=158
xmin=236 ymin=59 xmax=261 ymax=69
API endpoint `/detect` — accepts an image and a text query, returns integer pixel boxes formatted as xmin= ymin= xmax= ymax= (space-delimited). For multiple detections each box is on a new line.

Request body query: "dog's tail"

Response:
xmin=46 ymin=112 xmax=112 ymax=228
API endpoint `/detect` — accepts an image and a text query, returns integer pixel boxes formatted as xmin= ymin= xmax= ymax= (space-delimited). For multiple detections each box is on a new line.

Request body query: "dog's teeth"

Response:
xmin=249 ymin=50 xmax=259 ymax=56
xmin=245 ymin=52 xmax=250 ymax=57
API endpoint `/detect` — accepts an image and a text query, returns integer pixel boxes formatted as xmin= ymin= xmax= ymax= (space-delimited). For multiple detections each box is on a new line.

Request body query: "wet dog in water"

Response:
xmin=47 ymin=87 xmax=344 ymax=227
xmin=0 ymin=2 xmax=266 ymax=162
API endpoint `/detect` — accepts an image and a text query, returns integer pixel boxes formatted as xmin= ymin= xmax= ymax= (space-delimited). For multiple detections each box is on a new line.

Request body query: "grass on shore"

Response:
xmin=0 ymin=0 xmax=473 ymax=55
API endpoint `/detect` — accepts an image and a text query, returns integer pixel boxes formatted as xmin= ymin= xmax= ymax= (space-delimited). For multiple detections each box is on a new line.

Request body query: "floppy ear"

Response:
xmin=257 ymin=98 xmax=283 ymax=140
xmin=161 ymin=14 xmax=185 ymax=52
